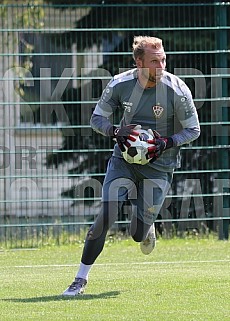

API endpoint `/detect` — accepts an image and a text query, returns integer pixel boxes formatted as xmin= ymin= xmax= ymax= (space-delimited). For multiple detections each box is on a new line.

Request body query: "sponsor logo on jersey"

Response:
xmin=180 ymin=96 xmax=194 ymax=118
xmin=152 ymin=104 xmax=164 ymax=118
xmin=123 ymin=101 xmax=133 ymax=112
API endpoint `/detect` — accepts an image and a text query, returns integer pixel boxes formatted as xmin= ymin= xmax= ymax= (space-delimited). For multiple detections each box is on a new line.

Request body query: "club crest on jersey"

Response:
xmin=152 ymin=104 xmax=164 ymax=118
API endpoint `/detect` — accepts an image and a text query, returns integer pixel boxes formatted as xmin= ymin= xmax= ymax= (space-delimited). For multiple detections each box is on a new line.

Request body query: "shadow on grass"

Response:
xmin=2 ymin=291 xmax=120 ymax=302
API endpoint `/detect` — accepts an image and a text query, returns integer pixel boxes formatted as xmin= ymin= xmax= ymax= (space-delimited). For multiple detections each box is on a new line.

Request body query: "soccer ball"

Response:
xmin=122 ymin=128 xmax=154 ymax=165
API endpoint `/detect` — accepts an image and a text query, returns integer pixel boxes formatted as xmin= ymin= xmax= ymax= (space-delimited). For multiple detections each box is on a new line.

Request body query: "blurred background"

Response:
xmin=0 ymin=0 xmax=229 ymax=247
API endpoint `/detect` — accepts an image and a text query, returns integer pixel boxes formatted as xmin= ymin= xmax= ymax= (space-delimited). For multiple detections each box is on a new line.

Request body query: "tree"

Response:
xmin=17 ymin=1 xmax=229 ymax=233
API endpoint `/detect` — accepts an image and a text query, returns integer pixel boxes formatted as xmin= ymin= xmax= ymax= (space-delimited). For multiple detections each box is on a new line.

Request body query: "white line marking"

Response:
xmin=1 ymin=259 xmax=229 ymax=269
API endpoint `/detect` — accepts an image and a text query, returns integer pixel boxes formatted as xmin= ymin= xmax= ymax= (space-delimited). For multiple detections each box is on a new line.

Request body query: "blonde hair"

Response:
xmin=132 ymin=36 xmax=164 ymax=60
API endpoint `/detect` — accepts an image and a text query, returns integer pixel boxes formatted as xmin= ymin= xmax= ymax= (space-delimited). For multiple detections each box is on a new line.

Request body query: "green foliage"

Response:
xmin=0 ymin=1 xmax=45 ymax=97
xmin=1 ymin=2 xmax=229 ymax=228
xmin=44 ymin=2 xmax=222 ymax=217
xmin=18 ymin=1 xmax=44 ymax=29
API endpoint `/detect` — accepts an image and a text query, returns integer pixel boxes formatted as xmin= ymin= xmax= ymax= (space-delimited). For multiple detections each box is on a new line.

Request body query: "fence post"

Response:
xmin=215 ymin=2 xmax=229 ymax=240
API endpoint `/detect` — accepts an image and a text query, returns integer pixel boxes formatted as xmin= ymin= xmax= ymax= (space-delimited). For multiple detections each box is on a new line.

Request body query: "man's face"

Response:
xmin=137 ymin=46 xmax=166 ymax=84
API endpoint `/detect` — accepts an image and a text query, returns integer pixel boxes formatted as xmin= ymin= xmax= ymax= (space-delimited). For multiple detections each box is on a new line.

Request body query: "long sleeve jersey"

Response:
xmin=90 ymin=68 xmax=200 ymax=172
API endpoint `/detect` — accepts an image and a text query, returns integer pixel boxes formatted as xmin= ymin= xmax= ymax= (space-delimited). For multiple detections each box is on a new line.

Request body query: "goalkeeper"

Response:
xmin=62 ymin=35 xmax=200 ymax=296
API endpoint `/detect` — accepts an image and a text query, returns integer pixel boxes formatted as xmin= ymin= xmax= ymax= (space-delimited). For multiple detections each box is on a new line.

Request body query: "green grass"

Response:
xmin=0 ymin=237 xmax=230 ymax=321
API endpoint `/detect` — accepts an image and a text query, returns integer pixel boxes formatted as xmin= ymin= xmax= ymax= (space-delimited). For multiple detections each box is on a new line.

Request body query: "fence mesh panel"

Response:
xmin=0 ymin=2 xmax=229 ymax=247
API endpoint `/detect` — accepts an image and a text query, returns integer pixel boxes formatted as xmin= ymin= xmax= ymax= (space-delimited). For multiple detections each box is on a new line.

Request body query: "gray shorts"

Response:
xmin=102 ymin=156 xmax=173 ymax=225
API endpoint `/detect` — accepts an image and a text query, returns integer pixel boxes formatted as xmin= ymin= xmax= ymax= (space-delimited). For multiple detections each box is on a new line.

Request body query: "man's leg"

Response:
xmin=130 ymin=172 xmax=172 ymax=255
xmin=130 ymin=215 xmax=152 ymax=242
xmin=62 ymin=201 xmax=121 ymax=296
xmin=81 ymin=201 xmax=121 ymax=265
xmin=130 ymin=215 xmax=156 ymax=255
xmin=62 ymin=157 xmax=136 ymax=295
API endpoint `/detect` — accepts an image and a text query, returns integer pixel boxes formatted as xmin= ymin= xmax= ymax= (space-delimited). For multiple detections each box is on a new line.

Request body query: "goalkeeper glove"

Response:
xmin=147 ymin=129 xmax=173 ymax=163
xmin=112 ymin=124 xmax=140 ymax=152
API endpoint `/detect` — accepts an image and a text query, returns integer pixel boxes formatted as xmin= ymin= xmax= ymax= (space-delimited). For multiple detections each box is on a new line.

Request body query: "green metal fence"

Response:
xmin=0 ymin=1 xmax=229 ymax=247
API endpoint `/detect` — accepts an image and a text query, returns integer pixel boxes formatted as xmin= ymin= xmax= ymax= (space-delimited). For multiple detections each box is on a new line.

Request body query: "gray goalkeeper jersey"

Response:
xmin=90 ymin=68 xmax=200 ymax=172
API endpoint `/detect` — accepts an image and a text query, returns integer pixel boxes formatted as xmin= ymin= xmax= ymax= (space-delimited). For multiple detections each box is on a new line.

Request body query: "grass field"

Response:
xmin=0 ymin=236 xmax=229 ymax=321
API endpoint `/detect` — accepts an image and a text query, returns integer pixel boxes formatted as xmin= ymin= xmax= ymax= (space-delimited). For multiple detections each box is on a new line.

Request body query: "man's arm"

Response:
xmin=90 ymin=77 xmax=118 ymax=136
xmin=171 ymin=126 xmax=200 ymax=147
xmin=90 ymin=113 xmax=114 ymax=137
xmin=172 ymin=84 xmax=201 ymax=146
